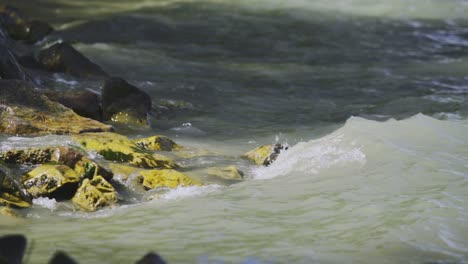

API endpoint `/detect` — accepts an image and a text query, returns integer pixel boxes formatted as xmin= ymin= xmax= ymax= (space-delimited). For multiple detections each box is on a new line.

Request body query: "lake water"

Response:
xmin=1 ymin=0 xmax=468 ymax=263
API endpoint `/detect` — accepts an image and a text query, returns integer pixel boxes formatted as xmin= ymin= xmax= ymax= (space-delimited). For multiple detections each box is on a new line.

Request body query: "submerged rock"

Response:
xmin=134 ymin=135 xmax=182 ymax=151
xmin=0 ymin=234 xmax=27 ymax=264
xmin=206 ymin=165 xmax=244 ymax=180
xmin=72 ymin=132 xmax=177 ymax=169
xmin=0 ymin=166 xmax=32 ymax=208
xmin=137 ymin=169 xmax=201 ymax=190
xmin=37 ymin=42 xmax=108 ymax=78
xmin=108 ymin=163 xmax=140 ymax=182
xmin=101 ymin=77 xmax=151 ymax=126
xmin=71 ymin=175 xmax=117 ymax=211
xmin=44 ymin=89 xmax=102 ymax=121
xmin=22 ymin=164 xmax=81 ymax=199
xmin=0 ymin=80 xmax=113 ymax=135
xmin=242 ymin=144 xmax=288 ymax=166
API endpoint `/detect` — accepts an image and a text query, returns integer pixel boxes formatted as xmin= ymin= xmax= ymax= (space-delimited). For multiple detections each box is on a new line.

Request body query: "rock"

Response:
xmin=49 ymin=251 xmax=79 ymax=264
xmin=206 ymin=165 xmax=244 ymax=180
xmin=26 ymin=20 xmax=53 ymax=43
xmin=137 ymin=169 xmax=201 ymax=190
xmin=0 ymin=29 xmax=27 ymax=80
xmin=135 ymin=252 xmax=167 ymax=264
xmin=0 ymin=147 xmax=53 ymax=165
xmin=72 ymin=132 xmax=178 ymax=169
xmin=101 ymin=77 xmax=151 ymax=126
xmin=44 ymin=89 xmax=103 ymax=121
xmin=0 ymin=166 xmax=32 ymax=208
xmin=0 ymin=206 xmax=18 ymax=217
xmin=0 ymin=5 xmax=29 ymax=40
xmin=134 ymin=135 xmax=182 ymax=151
xmin=37 ymin=42 xmax=108 ymax=78
xmin=242 ymin=144 xmax=288 ymax=166
xmin=0 ymin=80 xmax=113 ymax=135
xmin=22 ymin=164 xmax=81 ymax=199
xmin=71 ymin=175 xmax=117 ymax=211
xmin=108 ymin=163 xmax=140 ymax=182
xmin=0 ymin=234 xmax=27 ymax=264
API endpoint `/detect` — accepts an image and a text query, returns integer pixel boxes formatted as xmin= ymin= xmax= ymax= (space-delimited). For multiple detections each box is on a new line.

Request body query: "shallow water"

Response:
xmin=1 ymin=0 xmax=468 ymax=263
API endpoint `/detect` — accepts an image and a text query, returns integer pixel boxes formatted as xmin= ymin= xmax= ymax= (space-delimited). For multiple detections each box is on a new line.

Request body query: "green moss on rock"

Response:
xmin=71 ymin=175 xmax=117 ymax=212
xmin=242 ymin=144 xmax=287 ymax=166
xmin=72 ymin=132 xmax=178 ymax=169
xmin=0 ymin=167 xmax=32 ymax=208
xmin=137 ymin=169 xmax=201 ymax=190
xmin=134 ymin=135 xmax=182 ymax=151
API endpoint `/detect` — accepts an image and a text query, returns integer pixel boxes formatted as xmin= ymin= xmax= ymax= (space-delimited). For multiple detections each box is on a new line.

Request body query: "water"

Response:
xmin=1 ymin=0 xmax=468 ymax=263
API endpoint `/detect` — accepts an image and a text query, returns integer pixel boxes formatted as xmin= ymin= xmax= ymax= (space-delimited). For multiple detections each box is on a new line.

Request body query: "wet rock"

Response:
xmin=135 ymin=252 xmax=167 ymax=264
xmin=134 ymin=135 xmax=182 ymax=151
xmin=206 ymin=165 xmax=244 ymax=180
xmin=137 ymin=169 xmax=201 ymax=190
xmin=72 ymin=132 xmax=178 ymax=169
xmin=0 ymin=234 xmax=27 ymax=264
xmin=71 ymin=175 xmax=117 ymax=211
xmin=0 ymin=147 xmax=53 ymax=165
xmin=22 ymin=164 xmax=81 ymax=199
xmin=0 ymin=80 xmax=113 ymax=135
xmin=0 ymin=166 xmax=32 ymax=208
xmin=102 ymin=77 xmax=151 ymax=126
xmin=108 ymin=163 xmax=140 ymax=182
xmin=37 ymin=42 xmax=108 ymax=78
xmin=27 ymin=20 xmax=53 ymax=44
xmin=49 ymin=251 xmax=79 ymax=264
xmin=242 ymin=144 xmax=288 ymax=166
xmin=0 ymin=206 xmax=18 ymax=217
xmin=0 ymin=5 xmax=29 ymax=40
xmin=44 ymin=89 xmax=103 ymax=121
xmin=0 ymin=29 xmax=27 ymax=80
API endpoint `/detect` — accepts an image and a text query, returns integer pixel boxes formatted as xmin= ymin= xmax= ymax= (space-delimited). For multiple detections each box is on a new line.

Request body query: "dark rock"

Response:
xmin=49 ymin=251 xmax=78 ymax=264
xmin=0 ymin=5 xmax=29 ymax=40
xmin=37 ymin=42 xmax=108 ymax=78
xmin=0 ymin=80 xmax=113 ymax=135
xmin=0 ymin=234 xmax=27 ymax=264
xmin=0 ymin=27 xmax=27 ymax=80
xmin=45 ymin=89 xmax=103 ymax=121
xmin=135 ymin=252 xmax=167 ymax=264
xmin=27 ymin=20 xmax=53 ymax=44
xmin=102 ymin=77 xmax=152 ymax=126
xmin=0 ymin=164 xmax=32 ymax=208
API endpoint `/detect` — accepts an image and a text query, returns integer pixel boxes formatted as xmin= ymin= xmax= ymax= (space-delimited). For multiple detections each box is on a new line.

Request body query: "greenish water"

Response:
xmin=1 ymin=0 xmax=468 ymax=263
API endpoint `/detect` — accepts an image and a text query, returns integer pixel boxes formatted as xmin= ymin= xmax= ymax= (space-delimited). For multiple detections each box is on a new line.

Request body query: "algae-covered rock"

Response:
xmin=242 ymin=144 xmax=287 ymax=166
xmin=71 ymin=175 xmax=117 ymax=211
xmin=206 ymin=165 xmax=244 ymax=180
xmin=37 ymin=42 xmax=108 ymax=78
xmin=72 ymin=132 xmax=177 ymax=169
xmin=22 ymin=165 xmax=81 ymax=199
xmin=108 ymin=163 xmax=140 ymax=182
xmin=137 ymin=169 xmax=201 ymax=190
xmin=134 ymin=135 xmax=182 ymax=151
xmin=0 ymin=166 xmax=32 ymax=208
xmin=44 ymin=89 xmax=102 ymax=121
xmin=0 ymin=80 xmax=113 ymax=135
xmin=0 ymin=206 xmax=18 ymax=217
xmin=0 ymin=147 xmax=53 ymax=165
xmin=101 ymin=77 xmax=151 ymax=126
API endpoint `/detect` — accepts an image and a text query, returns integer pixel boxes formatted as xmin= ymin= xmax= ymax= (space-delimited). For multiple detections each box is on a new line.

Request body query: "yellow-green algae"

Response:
xmin=0 ymin=193 xmax=31 ymax=208
xmin=22 ymin=164 xmax=80 ymax=198
xmin=133 ymin=135 xmax=182 ymax=151
xmin=72 ymin=132 xmax=177 ymax=169
xmin=72 ymin=175 xmax=117 ymax=212
xmin=242 ymin=144 xmax=275 ymax=166
xmin=206 ymin=165 xmax=244 ymax=180
xmin=108 ymin=163 xmax=141 ymax=181
xmin=0 ymin=206 xmax=19 ymax=217
xmin=137 ymin=169 xmax=201 ymax=190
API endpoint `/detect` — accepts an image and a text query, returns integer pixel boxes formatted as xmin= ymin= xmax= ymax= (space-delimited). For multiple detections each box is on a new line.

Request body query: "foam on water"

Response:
xmin=32 ymin=197 xmax=58 ymax=210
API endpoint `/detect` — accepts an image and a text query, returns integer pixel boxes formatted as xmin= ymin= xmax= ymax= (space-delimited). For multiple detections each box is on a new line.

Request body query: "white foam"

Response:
xmin=33 ymin=197 xmax=58 ymax=210
xmin=147 ymin=185 xmax=223 ymax=202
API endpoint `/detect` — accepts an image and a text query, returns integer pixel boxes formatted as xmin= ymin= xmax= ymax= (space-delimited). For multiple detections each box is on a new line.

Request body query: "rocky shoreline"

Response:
xmin=0 ymin=5 xmax=287 ymax=217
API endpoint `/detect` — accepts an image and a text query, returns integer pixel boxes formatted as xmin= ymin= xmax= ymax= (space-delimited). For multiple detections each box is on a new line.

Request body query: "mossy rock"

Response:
xmin=108 ymin=163 xmax=140 ymax=182
xmin=0 ymin=147 xmax=53 ymax=165
xmin=71 ymin=175 xmax=117 ymax=212
xmin=0 ymin=206 xmax=18 ymax=217
xmin=0 ymin=80 xmax=113 ymax=135
xmin=206 ymin=165 xmax=244 ymax=180
xmin=22 ymin=165 xmax=81 ymax=199
xmin=133 ymin=135 xmax=182 ymax=151
xmin=137 ymin=169 xmax=201 ymax=191
xmin=242 ymin=144 xmax=287 ymax=166
xmin=72 ymin=132 xmax=178 ymax=169
xmin=0 ymin=167 xmax=32 ymax=208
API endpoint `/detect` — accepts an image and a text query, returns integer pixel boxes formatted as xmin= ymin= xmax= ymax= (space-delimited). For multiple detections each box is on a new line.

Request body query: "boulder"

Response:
xmin=133 ymin=135 xmax=182 ymax=151
xmin=137 ymin=169 xmax=201 ymax=190
xmin=71 ymin=175 xmax=117 ymax=211
xmin=0 ymin=29 xmax=27 ymax=80
xmin=0 ymin=80 xmax=113 ymax=135
xmin=37 ymin=42 xmax=108 ymax=78
xmin=72 ymin=132 xmax=178 ymax=169
xmin=22 ymin=164 xmax=81 ymax=199
xmin=242 ymin=144 xmax=288 ymax=166
xmin=101 ymin=77 xmax=151 ymax=126
xmin=44 ymin=89 xmax=102 ymax=121
xmin=0 ymin=5 xmax=29 ymax=40
xmin=26 ymin=20 xmax=53 ymax=43
xmin=206 ymin=165 xmax=244 ymax=180
xmin=0 ymin=166 xmax=32 ymax=208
